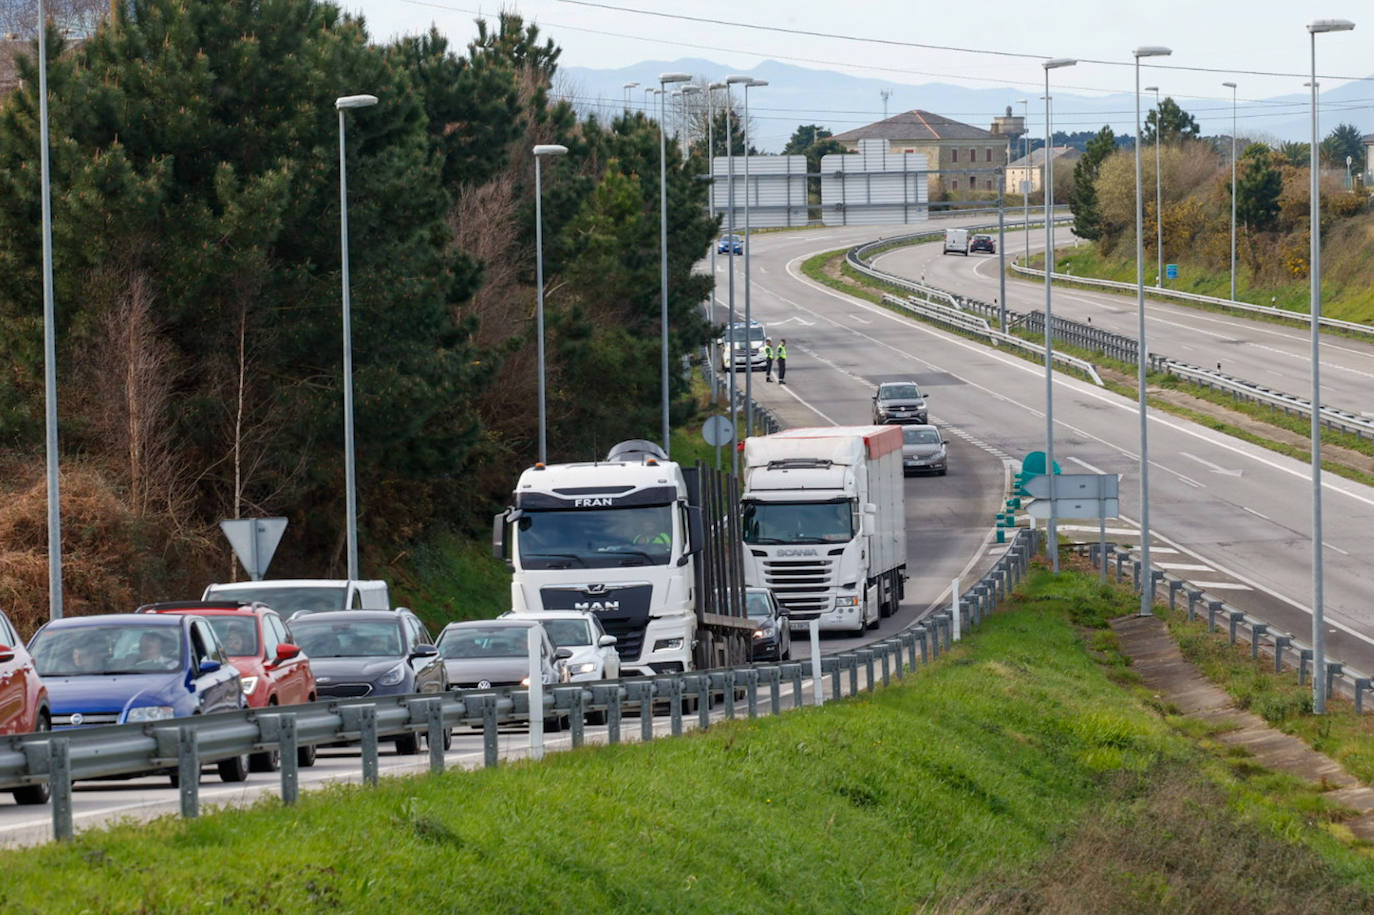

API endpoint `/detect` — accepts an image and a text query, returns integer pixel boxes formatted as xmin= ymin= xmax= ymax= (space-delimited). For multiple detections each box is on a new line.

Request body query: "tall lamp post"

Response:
xmin=1133 ymin=47 xmax=1171 ymax=616
xmin=1223 ymin=82 xmax=1238 ymax=302
xmin=622 ymin=81 xmax=638 ymax=115
xmin=1017 ymin=98 xmax=1029 ymax=268
xmin=1042 ymin=58 xmax=1075 ymax=572
xmin=1307 ymin=18 xmax=1355 ymax=713
xmin=1144 ymin=85 xmax=1163 ymax=286
xmin=335 ymin=93 xmax=377 ymax=582
xmin=728 ymin=75 xmax=767 ymax=437
xmin=532 ymin=144 xmax=568 ymax=464
xmin=681 ymin=85 xmax=702 ymax=158
xmin=38 ymin=0 xmax=63 ymax=618
xmin=723 ymin=79 xmax=741 ymax=474
xmin=658 ymin=72 xmax=692 ymax=455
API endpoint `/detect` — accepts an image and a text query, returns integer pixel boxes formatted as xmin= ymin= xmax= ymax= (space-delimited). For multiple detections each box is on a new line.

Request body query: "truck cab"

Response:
xmin=494 ymin=442 xmax=708 ymax=677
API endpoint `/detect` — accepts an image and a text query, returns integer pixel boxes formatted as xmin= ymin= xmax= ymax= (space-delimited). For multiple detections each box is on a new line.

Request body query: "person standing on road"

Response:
xmin=776 ymin=339 xmax=787 ymax=384
xmin=762 ymin=338 xmax=774 ymax=382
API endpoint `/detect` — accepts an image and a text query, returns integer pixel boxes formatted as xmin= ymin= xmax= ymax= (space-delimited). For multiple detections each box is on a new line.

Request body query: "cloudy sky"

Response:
xmin=345 ymin=0 xmax=1371 ymax=107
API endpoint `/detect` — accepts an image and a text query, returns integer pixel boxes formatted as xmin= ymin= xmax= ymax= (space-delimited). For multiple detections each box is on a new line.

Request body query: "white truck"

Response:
xmin=943 ymin=227 xmax=969 ymax=256
xmin=741 ymin=426 xmax=907 ymax=633
xmin=493 ymin=441 xmax=754 ymax=676
xmin=202 ymin=579 xmax=391 ymax=616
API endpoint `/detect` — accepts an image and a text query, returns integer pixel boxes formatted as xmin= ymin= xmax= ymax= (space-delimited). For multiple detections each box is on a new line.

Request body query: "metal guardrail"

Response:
xmin=1021 ymin=311 xmax=1140 ymax=365
xmin=1159 ymin=360 xmax=1374 ymax=441
xmin=1081 ymin=541 xmax=1374 ymax=714
xmin=880 ymin=293 xmax=1105 ymax=387
xmin=0 ymin=529 xmax=1039 ymax=842
xmin=701 ymin=344 xmax=783 ymax=435
xmin=1009 ymin=260 xmax=1374 ymax=338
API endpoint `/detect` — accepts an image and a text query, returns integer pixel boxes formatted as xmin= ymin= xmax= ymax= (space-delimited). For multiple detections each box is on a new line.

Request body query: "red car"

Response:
xmin=1 ymin=608 xmax=50 ymax=804
xmin=139 ymin=601 xmax=317 ymax=770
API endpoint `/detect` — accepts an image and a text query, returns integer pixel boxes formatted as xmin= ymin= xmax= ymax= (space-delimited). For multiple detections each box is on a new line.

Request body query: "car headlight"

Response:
xmin=653 ymin=637 xmax=684 ymax=652
xmin=752 ymin=628 xmax=769 ymax=640
xmin=239 ymin=676 xmax=259 ymax=696
xmin=520 ymin=675 xmax=530 ymax=687
xmin=571 ymin=661 xmax=598 ymax=675
xmin=377 ymin=663 xmax=407 ymax=687
xmin=835 ymin=596 xmax=859 ymax=608
xmin=125 ymin=705 xmax=176 ymax=722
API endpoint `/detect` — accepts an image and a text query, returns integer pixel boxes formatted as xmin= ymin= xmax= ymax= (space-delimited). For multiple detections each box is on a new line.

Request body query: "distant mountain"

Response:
xmin=558 ymin=58 xmax=1374 ymax=154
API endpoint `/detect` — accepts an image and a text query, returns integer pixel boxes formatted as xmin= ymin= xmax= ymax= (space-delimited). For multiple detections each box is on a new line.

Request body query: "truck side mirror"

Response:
xmin=491 ymin=512 xmax=506 ymax=561
xmin=686 ymin=505 xmax=704 ymax=556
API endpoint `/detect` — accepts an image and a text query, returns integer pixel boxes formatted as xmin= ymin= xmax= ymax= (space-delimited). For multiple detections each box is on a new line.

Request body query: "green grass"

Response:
xmin=5 ymin=575 xmax=1374 ymax=912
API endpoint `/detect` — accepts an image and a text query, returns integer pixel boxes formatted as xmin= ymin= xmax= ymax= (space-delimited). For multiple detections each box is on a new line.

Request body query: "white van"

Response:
xmin=943 ymin=228 xmax=969 ymax=256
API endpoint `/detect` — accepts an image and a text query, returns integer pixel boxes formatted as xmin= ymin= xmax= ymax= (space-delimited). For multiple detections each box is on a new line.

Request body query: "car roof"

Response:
xmin=443 ymin=618 xmax=542 ymax=630
xmin=139 ymin=601 xmax=272 ymax=616
xmin=42 ymin=613 xmax=185 ymax=630
xmin=878 ymin=381 xmax=920 ymax=390
xmin=287 ymin=610 xmax=405 ymax=623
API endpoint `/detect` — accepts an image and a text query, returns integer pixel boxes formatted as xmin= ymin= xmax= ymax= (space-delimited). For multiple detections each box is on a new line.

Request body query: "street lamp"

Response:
xmin=729 ymin=76 xmax=767 ymax=436
xmin=1307 ymin=17 xmax=1355 ymax=713
xmin=1017 ymin=98 xmax=1029 ymax=269
xmin=1223 ymin=81 xmax=1238 ymax=301
xmin=723 ymin=78 xmax=741 ymax=473
xmin=681 ymin=85 xmax=702 ymax=158
xmin=1144 ymin=85 xmax=1163 ymax=287
xmin=532 ymin=144 xmax=567 ymax=465
xmin=622 ymin=80 xmax=638 ymax=114
xmin=1042 ymin=58 xmax=1075 ymax=572
xmin=706 ymin=83 xmax=725 ymax=407
xmin=335 ymin=93 xmax=377 ymax=582
xmin=37 ymin=0 xmax=63 ymax=618
xmin=1133 ymin=46 xmax=1170 ymax=616
xmin=658 ymin=72 xmax=691 ymax=455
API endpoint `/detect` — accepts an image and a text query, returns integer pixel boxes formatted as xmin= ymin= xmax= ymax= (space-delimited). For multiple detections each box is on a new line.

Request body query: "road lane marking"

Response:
xmin=1180 ymin=452 xmax=1243 ymax=476
xmin=1242 ymin=506 xmax=1271 ymax=520
xmin=1188 ymin=581 xmax=1253 ymax=591
xmin=1155 ymin=562 xmax=1215 ymax=571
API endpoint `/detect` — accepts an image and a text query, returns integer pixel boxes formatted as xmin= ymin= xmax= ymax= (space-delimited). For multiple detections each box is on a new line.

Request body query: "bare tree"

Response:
xmin=1 ymin=0 xmax=110 ymax=39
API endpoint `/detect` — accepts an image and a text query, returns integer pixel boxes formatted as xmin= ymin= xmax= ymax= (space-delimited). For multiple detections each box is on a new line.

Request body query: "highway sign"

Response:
xmin=1166 ymin=263 xmax=1179 ymax=280
xmin=702 ymin=415 xmax=734 ymax=447
xmin=1022 ymin=473 xmax=1118 ymax=500
xmin=219 ymin=517 xmax=288 ymax=581
xmin=1026 ymin=498 xmax=1120 ymax=520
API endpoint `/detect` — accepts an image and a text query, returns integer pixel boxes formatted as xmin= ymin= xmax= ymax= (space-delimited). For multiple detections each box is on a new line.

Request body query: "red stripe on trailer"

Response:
xmin=762 ymin=425 xmax=903 ymax=459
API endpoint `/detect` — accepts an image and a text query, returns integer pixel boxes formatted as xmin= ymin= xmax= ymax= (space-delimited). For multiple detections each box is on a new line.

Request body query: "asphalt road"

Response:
xmin=875 ymin=230 xmax=1374 ymax=420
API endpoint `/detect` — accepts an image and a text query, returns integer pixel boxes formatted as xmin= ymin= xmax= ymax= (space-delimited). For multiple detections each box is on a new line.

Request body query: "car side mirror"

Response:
xmin=554 ymin=647 xmax=574 ymax=661
xmin=777 ymin=607 xmax=790 ymax=618
xmin=410 ymin=645 xmax=439 ymax=659
xmin=275 ymin=643 xmax=302 ymax=662
xmin=0 ymin=644 xmax=12 ymax=663
xmin=198 ymin=659 xmax=222 ymax=675
xmin=598 ymin=634 xmax=618 ymax=647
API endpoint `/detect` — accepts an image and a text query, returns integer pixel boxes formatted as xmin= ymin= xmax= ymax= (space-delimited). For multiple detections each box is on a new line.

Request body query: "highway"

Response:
xmin=875 ymin=226 xmax=1374 ymax=419
xmin=716 ymin=223 xmax=1374 ymax=683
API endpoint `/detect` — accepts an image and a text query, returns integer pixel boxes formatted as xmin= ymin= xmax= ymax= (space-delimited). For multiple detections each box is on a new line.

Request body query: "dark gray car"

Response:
xmin=873 ymin=381 xmax=928 ymax=424
xmin=902 ymin=424 xmax=948 ymax=476
xmin=287 ymin=610 xmax=445 ymax=754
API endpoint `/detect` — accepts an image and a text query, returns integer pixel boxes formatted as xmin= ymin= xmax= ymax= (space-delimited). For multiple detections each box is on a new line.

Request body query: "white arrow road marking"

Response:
xmin=1180 ymin=452 xmax=1243 ymax=476
xmin=770 ymin=316 xmax=815 ymax=327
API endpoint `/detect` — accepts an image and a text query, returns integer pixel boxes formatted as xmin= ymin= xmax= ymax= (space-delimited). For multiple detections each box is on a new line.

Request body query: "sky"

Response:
xmin=343 ymin=0 xmax=1373 ymax=147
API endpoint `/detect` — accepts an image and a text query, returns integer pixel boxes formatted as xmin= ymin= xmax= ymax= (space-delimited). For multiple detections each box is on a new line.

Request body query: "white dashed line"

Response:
xmin=1188 ymin=581 xmax=1254 ymax=591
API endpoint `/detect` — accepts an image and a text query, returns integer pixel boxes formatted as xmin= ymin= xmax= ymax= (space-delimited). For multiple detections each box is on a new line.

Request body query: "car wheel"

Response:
xmin=543 ymin=715 xmax=564 ymax=733
xmin=394 ymin=732 xmax=422 ymax=756
xmin=296 ymin=741 xmax=318 ymax=768
xmin=249 ymin=748 xmax=280 ymax=773
xmin=12 ymin=711 xmax=52 ymax=806
xmin=938 ymin=467 xmax=948 ymax=476
xmin=217 ymin=753 xmax=250 ymax=783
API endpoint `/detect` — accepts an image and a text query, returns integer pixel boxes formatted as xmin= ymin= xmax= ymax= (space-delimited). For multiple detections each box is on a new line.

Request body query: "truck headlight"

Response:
xmin=377 ymin=663 xmax=407 ymax=687
xmin=125 ymin=706 xmax=175 ymax=722
xmin=835 ymin=596 xmax=859 ymax=608
xmin=653 ymin=638 xmax=684 ymax=651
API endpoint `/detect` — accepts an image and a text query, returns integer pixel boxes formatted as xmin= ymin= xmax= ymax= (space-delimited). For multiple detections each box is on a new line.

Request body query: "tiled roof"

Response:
xmin=1006 ymin=147 xmax=1082 ymax=168
xmin=832 ymin=109 xmax=996 ymax=143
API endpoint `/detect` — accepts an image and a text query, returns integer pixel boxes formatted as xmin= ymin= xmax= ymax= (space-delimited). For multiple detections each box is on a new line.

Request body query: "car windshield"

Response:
xmin=288 ymin=619 xmax=403 ymax=658
xmin=724 ymin=324 xmax=765 ymax=345
xmin=745 ymin=592 xmax=775 ymax=619
xmin=437 ymin=626 xmax=531 ymax=659
xmin=904 ymin=428 xmax=942 ymax=445
xmin=742 ymin=499 xmax=855 ymax=545
xmin=880 ymin=383 xmax=922 ymax=400
xmin=31 ymin=624 xmax=183 ymax=676
xmin=975 ymin=235 xmax=991 ymax=241
xmin=203 ymin=585 xmax=346 ymax=616
xmin=541 ymin=619 xmax=592 ymax=647
xmin=516 ymin=504 xmax=672 ymax=570
xmin=203 ymin=617 xmax=260 ymax=657
xmin=721 ymin=234 xmax=741 ymax=243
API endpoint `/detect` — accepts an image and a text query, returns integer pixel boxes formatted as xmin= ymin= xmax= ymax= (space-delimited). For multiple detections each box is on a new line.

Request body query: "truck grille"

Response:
xmin=762 ymin=558 xmax=836 ymax=614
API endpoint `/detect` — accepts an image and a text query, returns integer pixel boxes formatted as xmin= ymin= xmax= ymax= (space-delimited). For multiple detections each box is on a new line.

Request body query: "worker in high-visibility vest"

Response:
xmin=762 ymin=338 xmax=774 ymax=382
xmin=776 ymin=339 xmax=788 ymax=384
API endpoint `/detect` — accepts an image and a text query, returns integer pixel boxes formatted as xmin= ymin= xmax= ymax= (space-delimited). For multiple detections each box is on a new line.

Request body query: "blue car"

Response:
xmin=28 ymin=614 xmax=248 ymax=781
xmin=717 ymin=233 xmax=744 ymax=255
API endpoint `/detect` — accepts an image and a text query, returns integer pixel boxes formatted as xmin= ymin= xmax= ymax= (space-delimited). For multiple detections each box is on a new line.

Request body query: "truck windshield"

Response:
xmin=516 ymin=505 xmax=673 ymax=569
xmin=741 ymin=500 xmax=854 ymax=545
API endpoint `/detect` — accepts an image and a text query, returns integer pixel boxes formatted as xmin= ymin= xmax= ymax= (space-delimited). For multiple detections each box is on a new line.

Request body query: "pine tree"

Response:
xmin=1069 ymin=126 xmax=1115 ymax=241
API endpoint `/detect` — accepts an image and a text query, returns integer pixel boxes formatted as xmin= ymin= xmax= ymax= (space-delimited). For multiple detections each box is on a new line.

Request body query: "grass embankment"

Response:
xmin=1031 ymin=242 xmax=1374 ymax=327
xmin=6 ymin=570 xmax=1374 ymax=912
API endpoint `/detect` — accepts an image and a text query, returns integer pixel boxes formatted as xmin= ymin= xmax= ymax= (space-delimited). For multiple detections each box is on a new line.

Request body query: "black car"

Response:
xmin=746 ymin=588 xmax=791 ymax=662
xmin=970 ymin=234 xmax=996 ymax=254
xmin=287 ymin=610 xmax=447 ymax=754
xmin=872 ymin=381 xmax=928 ymax=425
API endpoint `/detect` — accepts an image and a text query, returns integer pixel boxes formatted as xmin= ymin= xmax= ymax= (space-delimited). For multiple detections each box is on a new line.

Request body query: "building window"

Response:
xmin=985 ymin=148 xmax=993 ymax=162
xmin=952 ymin=179 xmax=959 ymax=190
xmin=969 ymin=148 xmax=976 ymax=162
xmin=951 ymin=148 xmax=958 ymax=163
xmin=987 ymin=179 xmax=993 ymax=190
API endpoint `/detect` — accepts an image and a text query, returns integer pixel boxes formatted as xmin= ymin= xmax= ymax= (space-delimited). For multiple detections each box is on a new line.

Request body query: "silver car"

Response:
xmin=873 ymin=381 xmax=928 ymax=424
xmin=435 ymin=620 xmax=571 ymax=691
xmin=902 ymin=424 xmax=948 ymax=476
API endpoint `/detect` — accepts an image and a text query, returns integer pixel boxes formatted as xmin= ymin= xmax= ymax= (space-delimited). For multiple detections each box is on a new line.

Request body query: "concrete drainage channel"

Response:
xmin=0 ymin=530 xmax=1039 ymax=843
